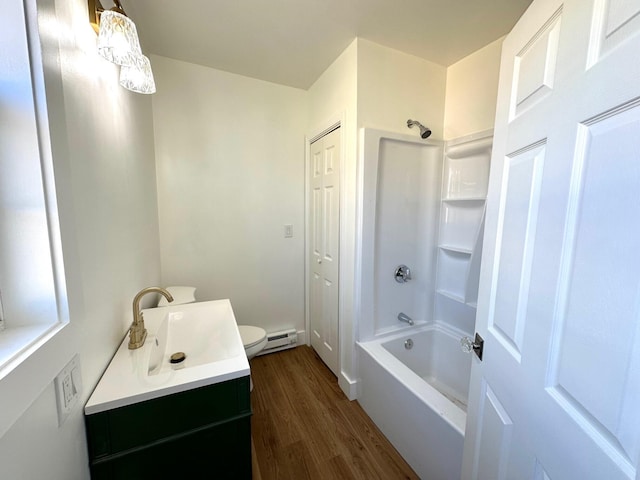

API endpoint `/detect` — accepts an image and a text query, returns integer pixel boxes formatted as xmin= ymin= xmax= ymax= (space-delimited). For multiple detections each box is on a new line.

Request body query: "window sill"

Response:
xmin=0 ymin=323 xmax=64 ymax=381
xmin=0 ymin=321 xmax=74 ymax=438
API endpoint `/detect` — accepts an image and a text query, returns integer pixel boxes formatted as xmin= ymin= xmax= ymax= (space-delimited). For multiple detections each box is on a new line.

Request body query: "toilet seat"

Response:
xmin=238 ymin=325 xmax=267 ymax=348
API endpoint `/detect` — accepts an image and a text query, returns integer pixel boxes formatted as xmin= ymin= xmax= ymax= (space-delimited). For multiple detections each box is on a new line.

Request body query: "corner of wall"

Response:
xmin=355 ymin=39 xmax=447 ymax=139
xmin=306 ymin=41 xmax=360 ymax=387
xmin=443 ymin=37 xmax=505 ymax=140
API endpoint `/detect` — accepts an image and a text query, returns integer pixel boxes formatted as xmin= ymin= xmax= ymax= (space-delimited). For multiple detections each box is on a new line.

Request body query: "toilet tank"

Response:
xmin=157 ymin=286 xmax=196 ymax=306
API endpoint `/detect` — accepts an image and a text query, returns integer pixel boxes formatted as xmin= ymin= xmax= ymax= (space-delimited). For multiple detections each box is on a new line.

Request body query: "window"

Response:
xmin=0 ymin=0 xmax=70 ymax=436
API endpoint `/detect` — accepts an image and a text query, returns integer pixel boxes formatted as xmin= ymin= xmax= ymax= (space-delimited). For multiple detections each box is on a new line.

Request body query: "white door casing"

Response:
xmin=309 ymin=128 xmax=340 ymax=375
xmin=463 ymin=0 xmax=640 ymax=478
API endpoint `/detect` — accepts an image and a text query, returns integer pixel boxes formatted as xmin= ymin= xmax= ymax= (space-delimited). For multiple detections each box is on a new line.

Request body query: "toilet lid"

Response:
xmin=238 ymin=325 xmax=266 ymax=348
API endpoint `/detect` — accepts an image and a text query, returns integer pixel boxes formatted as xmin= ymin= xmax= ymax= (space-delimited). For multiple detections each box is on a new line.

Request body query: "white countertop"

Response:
xmin=85 ymin=299 xmax=250 ymax=415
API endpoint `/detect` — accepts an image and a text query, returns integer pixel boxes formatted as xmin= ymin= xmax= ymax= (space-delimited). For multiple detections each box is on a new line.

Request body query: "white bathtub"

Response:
xmin=357 ymin=324 xmax=471 ymax=480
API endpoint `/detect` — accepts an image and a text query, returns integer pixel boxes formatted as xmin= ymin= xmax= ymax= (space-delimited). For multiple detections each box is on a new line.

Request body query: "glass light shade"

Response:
xmin=97 ymin=10 xmax=142 ymax=66
xmin=119 ymin=54 xmax=156 ymax=94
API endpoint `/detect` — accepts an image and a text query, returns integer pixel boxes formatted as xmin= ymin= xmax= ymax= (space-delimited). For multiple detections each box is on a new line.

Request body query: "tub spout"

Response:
xmin=398 ymin=312 xmax=414 ymax=326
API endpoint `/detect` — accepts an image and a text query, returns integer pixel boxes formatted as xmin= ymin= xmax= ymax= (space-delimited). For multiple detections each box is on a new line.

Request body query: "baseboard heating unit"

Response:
xmin=257 ymin=328 xmax=298 ymax=355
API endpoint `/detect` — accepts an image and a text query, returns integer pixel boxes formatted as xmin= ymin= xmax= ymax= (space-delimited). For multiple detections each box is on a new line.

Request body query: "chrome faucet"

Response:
xmin=398 ymin=312 xmax=414 ymax=326
xmin=129 ymin=287 xmax=174 ymax=349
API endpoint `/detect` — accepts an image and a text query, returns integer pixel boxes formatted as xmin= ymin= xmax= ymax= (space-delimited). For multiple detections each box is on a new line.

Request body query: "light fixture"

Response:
xmin=89 ymin=0 xmax=156 ymax=94
xmin=97 ymin=8 xmax=141 ymax=66
xmin=119 ymin=54 xmax=156 ymax=94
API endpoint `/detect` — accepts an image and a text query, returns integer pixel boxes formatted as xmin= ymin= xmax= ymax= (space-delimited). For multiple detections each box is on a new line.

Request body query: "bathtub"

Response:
xmin=357 ymin=323 xmax=471 ymax=480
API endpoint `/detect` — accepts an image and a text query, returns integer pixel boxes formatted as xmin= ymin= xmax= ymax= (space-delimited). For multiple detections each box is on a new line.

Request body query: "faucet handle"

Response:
xmin=394 ymin=265 xmax=412 ymax=283
xmin=129 ymin=286 xmax=171 ymax=350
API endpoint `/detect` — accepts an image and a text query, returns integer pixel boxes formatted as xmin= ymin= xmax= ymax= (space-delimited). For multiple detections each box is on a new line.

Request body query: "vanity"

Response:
xmin=84 ymin=299 xmax=251 ymax=479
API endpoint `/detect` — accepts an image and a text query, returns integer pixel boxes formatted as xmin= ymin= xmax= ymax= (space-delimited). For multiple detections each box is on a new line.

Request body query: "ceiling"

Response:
xmin=123 ymin=0 xmax=533 ymax=90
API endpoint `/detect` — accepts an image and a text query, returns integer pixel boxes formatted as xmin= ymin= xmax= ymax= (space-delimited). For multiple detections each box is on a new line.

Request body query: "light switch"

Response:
xmin=284 ymin=224 xmax=293 ymax=238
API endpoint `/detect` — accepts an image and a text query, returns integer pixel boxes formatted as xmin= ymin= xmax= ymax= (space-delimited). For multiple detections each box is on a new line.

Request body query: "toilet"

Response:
xmin=238 ymin=325 xmax=268 ymax=360
xmin=237 ymin=325 xmax=267 ymax=391
xmin=157 ymin=286 xmax=267 ymax=387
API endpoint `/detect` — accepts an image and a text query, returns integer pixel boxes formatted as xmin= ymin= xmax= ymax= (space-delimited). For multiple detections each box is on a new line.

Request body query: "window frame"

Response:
xmin=0 ymin=0 xmax=73 ymax=438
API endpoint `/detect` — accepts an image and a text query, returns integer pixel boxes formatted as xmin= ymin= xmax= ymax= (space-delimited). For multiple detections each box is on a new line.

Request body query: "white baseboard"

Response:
xmin=296 ymin=329 xmax=306 ymax=345
xmin=339 ymin=371 xmax=358 ymax=401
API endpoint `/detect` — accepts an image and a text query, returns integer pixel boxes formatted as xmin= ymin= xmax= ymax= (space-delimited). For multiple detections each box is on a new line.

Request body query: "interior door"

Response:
xmin=462 ymin=0 xmax=640 ymax=478
xmin=309 ymin=128 xmax=340 ymax=376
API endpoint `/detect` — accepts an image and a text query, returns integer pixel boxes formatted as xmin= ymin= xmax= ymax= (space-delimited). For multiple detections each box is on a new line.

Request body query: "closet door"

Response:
xmin=309 ymin=128 xmax=340 ymax=376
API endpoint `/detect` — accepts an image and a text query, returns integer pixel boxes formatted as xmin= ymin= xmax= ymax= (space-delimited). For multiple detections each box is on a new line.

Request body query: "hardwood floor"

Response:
xmin=250 ymin=345 xmax=418 ymax=480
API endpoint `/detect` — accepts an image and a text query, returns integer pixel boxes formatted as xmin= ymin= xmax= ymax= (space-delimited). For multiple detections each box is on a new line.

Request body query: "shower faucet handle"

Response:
xmin=394 ymin=265 xmax=412 ymax=283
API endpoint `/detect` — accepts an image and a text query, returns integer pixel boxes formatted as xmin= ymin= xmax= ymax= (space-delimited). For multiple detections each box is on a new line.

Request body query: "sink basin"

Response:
xmin=146 ymin=300 xmax=245 ymax=375
xmin=85 ymin=299 xmax=249 ymax=415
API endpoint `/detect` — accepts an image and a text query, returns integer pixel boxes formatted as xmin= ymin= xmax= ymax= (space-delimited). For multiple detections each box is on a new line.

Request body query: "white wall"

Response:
xmin=444 ymin=37 xmax=504 ymax=139
xmin=307 ymin=40 xmax=358 ymax=396
xmin=151 ymin=56 xmax=307 ymax=335
xmin=357 ymin=39 xmax=447 ymax=139
xmin=0 ymin=0 xmax=161 ymax=478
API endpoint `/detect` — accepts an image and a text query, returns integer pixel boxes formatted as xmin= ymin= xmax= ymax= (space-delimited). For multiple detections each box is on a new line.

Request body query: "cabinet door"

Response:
xmin=86 ymin=377 xmax=252 ymax=480
xmin=90 ymin=417 xmax=251 ymax=480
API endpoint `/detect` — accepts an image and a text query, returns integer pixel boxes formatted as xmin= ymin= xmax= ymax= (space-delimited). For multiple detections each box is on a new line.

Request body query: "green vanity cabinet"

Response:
xmin=85 ymin=376 xmax=251 ymax=479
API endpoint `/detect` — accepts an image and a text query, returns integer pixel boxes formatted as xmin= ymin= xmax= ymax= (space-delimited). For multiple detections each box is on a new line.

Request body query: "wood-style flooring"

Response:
xmin=250 ymin=345 xmax=418 ymax=480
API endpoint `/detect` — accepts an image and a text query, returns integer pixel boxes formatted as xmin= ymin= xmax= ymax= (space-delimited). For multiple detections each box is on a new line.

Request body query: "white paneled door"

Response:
xmin=463 ymin=0 xmax=640 ymax=478
xmin=309 ymin=128 xmax=340 ymax=376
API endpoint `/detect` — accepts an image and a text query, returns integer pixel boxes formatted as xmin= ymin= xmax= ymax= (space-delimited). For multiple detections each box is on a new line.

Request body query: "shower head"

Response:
xmin=407 ymin=119 xmax=432 ymax=139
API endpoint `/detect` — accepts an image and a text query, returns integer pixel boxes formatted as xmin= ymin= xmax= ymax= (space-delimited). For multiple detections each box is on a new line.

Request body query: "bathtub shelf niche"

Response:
xmin=435 ymin=131 xmax=492 ymax=332
xmin=436 ymin=220 xmax=484 ymax=307
xmin=439 ymin=199 xmax=485 ymax=252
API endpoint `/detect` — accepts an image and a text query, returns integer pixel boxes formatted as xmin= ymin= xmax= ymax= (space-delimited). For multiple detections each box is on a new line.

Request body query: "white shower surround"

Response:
xmin=355 ymin=128 xmax=477 ymax=479
xmin=357 ymin=128 xmax=442 ymax=341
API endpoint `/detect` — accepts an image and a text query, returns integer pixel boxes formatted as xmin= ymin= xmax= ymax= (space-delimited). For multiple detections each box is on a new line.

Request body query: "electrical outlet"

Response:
xmin=284 ymin=224 xmax=293 ymax=238
xmin=54 ymin=354 xmax=82 ymax=426
xmin=62 ymin=374 xmax=74 ymax=406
